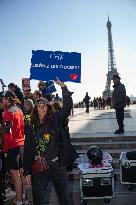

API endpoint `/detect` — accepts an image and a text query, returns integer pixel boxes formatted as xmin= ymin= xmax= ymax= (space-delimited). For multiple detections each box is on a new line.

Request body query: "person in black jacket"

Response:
xmin=8 ymin=83 xmax=24 ymax=105
xmin=83 ymin=92 xmax=91 ymax=113
xmin=23 ymin=78 xmax=76 ymax=205
xmin=111 ymin=75 xmax=126 ymax=134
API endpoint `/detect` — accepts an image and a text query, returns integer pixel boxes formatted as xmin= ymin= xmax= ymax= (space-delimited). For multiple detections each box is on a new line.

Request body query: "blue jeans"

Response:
xmin=32 ymin=166 xmax=71 ymax=205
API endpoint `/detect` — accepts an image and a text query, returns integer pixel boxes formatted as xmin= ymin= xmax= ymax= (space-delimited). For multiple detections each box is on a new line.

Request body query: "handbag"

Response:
xmin=31 ymin=156 xmax=48 ymax=175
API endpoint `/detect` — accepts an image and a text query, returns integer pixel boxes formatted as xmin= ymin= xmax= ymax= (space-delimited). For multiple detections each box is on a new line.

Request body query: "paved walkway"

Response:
xmin=69 ymin=105 xmax=136 ymax=135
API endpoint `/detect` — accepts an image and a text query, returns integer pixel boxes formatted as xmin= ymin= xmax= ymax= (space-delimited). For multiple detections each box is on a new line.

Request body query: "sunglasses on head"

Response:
xmin=36 ymin=97 xmax=49 ymax=105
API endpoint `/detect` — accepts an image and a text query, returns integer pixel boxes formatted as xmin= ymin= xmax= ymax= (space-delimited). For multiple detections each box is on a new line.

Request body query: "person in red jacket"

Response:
xmin=2 ymin=90 xmax=25 ymax=205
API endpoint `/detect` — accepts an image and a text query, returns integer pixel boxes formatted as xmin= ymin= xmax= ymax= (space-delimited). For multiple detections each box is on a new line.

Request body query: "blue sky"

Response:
xmin=0 ymin=0 xmax=136 ymax=102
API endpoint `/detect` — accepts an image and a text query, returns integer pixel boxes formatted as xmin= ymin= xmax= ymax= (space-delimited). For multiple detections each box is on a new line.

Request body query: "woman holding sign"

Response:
xmin=23 ymin=78 xmax=76 ymax=205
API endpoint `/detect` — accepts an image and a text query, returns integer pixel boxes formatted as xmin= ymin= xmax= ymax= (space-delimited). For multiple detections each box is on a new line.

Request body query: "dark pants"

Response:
xmin=32 ymin=166 xmax=70 ymax=205
xmin=70 ymin=107 xmax=74 ymax=116
xmin=0 ymin=172 xmax=4 ymax=205
xmin=0 ymin=153 xmax=8 ymax=205
xmin=85 ymin=104 xmax=89 ymax=113
xmin=115 ymin=107 xmax=124 ymax=130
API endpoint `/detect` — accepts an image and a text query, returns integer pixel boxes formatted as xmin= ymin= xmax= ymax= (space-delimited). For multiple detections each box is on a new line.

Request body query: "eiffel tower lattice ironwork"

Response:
xmin=103 ymin=17 xmax=119 ymax=97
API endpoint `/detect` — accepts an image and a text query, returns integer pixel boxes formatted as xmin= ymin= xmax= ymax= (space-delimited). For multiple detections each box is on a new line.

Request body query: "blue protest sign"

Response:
xmin=44 ymin=81 xmax=56 ymax=95
xmin=30 ymin=50 xmax=81 ymax=83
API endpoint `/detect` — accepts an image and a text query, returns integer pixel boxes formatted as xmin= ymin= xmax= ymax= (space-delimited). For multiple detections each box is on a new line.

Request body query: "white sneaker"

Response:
xmin=4 ymin=190 xmax=16 ymax=198
xmin=24 ymin=201 xmax=29 ymax=205
xmin=4 ymin=187 xmax=11 ymax=193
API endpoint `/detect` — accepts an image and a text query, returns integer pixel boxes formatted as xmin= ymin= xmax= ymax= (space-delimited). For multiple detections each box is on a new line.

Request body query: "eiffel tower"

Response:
xmin=103 ymin=17 xmax=119 ymax=97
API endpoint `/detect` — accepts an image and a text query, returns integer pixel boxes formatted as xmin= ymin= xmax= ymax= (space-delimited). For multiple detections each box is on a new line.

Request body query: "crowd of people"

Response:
xmin=75 ymin=95 xmax=112 ymax=110
xmin=75 ymin=92 xmax=130 ymax=111
xmin=0 ymin=74 xmax=131 ymax=205
xmin=0 ymin=79 xmax=77 ymax=205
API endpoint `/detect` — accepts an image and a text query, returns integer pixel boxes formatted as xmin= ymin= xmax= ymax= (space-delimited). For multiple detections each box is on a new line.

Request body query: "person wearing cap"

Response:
xmin=23 ymin=78 xmax=76 ymax=205
xmin=2 ymin=90 xmax=25 ymax=205
xmin=111 ymin=74 xmax=126 ymax=134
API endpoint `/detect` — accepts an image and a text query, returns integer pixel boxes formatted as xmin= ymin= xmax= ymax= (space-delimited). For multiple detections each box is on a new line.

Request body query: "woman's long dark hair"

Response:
xmin=30 ymin=104 xmax=53 ymax=127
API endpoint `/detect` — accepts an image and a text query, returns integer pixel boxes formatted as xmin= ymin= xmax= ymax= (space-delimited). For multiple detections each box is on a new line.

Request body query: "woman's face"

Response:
xmin=37 ymin=103 xmax=48 ymax=118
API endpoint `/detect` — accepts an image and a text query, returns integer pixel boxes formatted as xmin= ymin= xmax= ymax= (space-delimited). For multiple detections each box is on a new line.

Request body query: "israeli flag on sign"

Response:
xmin=30 ymin=50 xmax=81 ymax=83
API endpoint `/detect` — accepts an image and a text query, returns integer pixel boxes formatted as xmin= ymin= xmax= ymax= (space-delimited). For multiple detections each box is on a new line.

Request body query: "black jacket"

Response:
xmin=23 ymin=87 xmax=77 ymax=176
xmin=14 ymin=87 xmax=24 ymax=105
xmin=83 ymin=95 xmax=91 ymax=105
xmin=112 ymin=82 xmax=126 ymax=109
